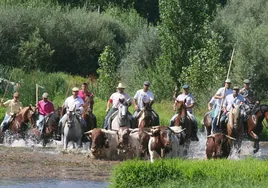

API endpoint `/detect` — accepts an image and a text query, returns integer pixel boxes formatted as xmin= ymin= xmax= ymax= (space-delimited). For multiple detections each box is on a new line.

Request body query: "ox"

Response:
xmin=206 ymin=133 xmax=236 ymax=159
xmin=84 ymin=128 xmax=119 ymax=160
xmin=116 ymin=127 xmax=141 ymax=159
xmin=145 ymin=126 xmax=185 ymax=163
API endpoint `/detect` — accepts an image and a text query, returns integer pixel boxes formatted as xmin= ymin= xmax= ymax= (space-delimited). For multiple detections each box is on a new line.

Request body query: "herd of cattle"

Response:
xmin=82 ymin=126 xmax=235 ymax=162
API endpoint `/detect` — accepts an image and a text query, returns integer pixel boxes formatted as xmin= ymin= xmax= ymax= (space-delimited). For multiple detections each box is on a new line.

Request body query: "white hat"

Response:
xmin=116 ymin=83 xmax=126 ymax=89
xmin=72 ymin=87 xmax=79 ymax=92
xmin=42 ymin=93 xmax=48 ymax=98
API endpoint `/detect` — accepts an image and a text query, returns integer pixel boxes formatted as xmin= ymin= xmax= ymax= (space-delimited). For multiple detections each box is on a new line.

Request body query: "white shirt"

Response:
xmin=64 ymin=96 xmax=84 ymax=112
xmin=176 ymin=93 xmax=195 ymax=113
xmin=109 ymin=92 xmax=131 ymax=108
xmin=223 ymin=94 xmax=245 ymax=112
xmin=134 ymin=89 xmax=154 ymax=109
xmin=215 ymin=87 xmax=233 ymax=106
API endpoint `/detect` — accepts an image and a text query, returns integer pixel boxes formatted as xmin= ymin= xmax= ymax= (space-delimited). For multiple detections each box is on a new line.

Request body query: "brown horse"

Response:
xmin=201 ymin=111 xmax=213 ymax=136
xmin=137 ymin=102 xmax=154 ymax=129
xmin=0 ymin=106 xmax=36 ymax=141
xmin=226 ymin=104 xmax=243 ymax=151
xmin=83 ymin=95 xmax=96 ymax=132
xmin=28 ymin=107 xmax=63 ymax=146
xmin=247 ymin=104 xmax=268 ymax=153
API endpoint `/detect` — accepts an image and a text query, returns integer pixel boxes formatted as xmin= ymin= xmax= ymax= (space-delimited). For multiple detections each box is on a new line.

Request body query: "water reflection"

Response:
xmin=0 ymin=179 xmax=109 ymax=188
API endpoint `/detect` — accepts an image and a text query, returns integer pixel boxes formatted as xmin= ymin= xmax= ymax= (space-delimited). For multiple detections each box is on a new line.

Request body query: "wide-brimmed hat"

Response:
xmin=13 ymin=92 xmax=20 ymax=97
xmin=233 ymin=86 xmax=240 ymax=90
xmin=182 ymin=84 xmax=190 ymax=89
xmin=243 ymin=79 xmax=250 ymax=84
xmin=42 ymin=93 xmax=49 ymax=98
xmin=72 ymin=87 xmax=79 ymax=92
xmin=116 ymin=83 xmax=126 ymax=89
xmin=143 ymin=81 xmax=150 ymax=86
xmin=225 ymin=79 xmax=232 ymax=83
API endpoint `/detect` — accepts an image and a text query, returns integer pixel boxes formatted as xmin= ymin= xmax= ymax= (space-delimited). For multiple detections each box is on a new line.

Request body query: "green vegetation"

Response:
xmin=110 ymin=158 xmax=268 ymax=188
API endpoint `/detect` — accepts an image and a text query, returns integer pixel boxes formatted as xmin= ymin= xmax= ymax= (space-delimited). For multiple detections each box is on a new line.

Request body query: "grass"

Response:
xmin=109 ymin=158 xmax=268 ymax=188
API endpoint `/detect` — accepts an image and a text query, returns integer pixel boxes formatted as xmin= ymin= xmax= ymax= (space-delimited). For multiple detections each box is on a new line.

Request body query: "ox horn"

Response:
xmin=207 ymin=134 xmax=215 ymax=138
xmin=173 ymin=128 xmax=186 ymax=134
xmin=84 ymin=130 xmax=93 ymax=134
xmin=143 ymin=131 xmax=152 ymax=136
xmin=225 ymin=135 xmax=236 ymax=140
xmin=152 ymin=126 xmax=160 ymax=129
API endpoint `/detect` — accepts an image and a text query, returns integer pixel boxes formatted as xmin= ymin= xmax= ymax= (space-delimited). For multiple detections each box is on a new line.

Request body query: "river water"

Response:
xmin=0 ymin=132 xmax=267 ymax=188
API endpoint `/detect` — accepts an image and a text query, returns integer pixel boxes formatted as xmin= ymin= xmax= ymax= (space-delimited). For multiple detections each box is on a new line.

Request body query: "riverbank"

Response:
xmin=0 ymin=145 xmax=119 ymax=181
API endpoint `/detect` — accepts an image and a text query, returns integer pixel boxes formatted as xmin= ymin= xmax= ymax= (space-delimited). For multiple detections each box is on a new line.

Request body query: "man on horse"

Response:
xmin=239 ymin=79 xmax=259 ymax=135
xmin=103 ymin=83 xmax=132 ymax=129
xmin=78 ymin=83 xmax=94 ymax=102
xmin=56 ymin=87 xmax=84 ymax=140
xmin=220 ymin=86 xmax=245 ymax=125
xmin=133 ymin=81 xmax=159 ymax=126
xmin=0 ymin=92 xmax=23 ymax=133
xmin=212 ymin=79 xmax=233 ymax=134
xmin=36 ymin=93 xmax=54 ymax=133
xmin=170 ymin=84 xmax=198 ymax=140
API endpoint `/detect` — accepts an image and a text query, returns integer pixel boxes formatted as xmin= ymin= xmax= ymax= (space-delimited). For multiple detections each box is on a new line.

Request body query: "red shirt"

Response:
xmin=78 ymin=90 xmax=93 ymax=102
xmin=38 ymin=100 xmax=54 ymax=116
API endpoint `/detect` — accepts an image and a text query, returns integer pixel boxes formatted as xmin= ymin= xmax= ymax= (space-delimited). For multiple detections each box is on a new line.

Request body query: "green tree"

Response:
xmin=18 ymin=28 xmax=55 ymax=72
xmin=97 ymin=45 xmax=118 ymax=100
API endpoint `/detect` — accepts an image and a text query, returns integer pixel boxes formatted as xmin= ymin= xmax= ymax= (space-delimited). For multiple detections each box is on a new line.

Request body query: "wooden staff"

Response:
xmin=36 ymin=84 xmax=39 ymax=105
xmin=216 ymin=46 xmax=236 ymax=126
xmin=1 ymin=72 xmax=13 ymax=102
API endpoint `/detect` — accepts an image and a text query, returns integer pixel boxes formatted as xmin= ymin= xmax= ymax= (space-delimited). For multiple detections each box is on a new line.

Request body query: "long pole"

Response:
xmin=216 ymin=46 xmax=236 ymax=126
xmin=36 ymin=84 xmax=39 ymax=105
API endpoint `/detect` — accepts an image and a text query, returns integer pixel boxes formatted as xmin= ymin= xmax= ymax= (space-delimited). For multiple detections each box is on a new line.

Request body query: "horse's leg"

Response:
xmin=253 ymin=139 xmax=260 ymax=153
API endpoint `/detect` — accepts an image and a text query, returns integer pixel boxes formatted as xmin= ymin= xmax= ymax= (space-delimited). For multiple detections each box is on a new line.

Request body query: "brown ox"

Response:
xmin=84 ymin=128 xmax=118 ymax=160
xmin=206 ymin=133 xmax=235 ymax=159
xmin=116 ymin=127 xmax=141 ymax=159
xmin=145 ymin=126 xmax=185 ymax=163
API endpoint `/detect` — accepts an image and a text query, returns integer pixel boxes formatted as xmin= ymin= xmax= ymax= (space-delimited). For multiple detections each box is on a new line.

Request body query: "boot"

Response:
xmin=191 ymin=122 xmax=199 ymax=141
xmin=2 ymin=122 xmax=9 ymax=133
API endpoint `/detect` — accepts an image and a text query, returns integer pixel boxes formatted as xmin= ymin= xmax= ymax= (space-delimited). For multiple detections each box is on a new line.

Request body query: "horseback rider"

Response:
xmin=212 ymin=79 xmax=233 ymax=134
xmin=78 ymin=83 xmax=94 ymax=102
xmin=239 ymin=79 xmax=259 ymax=135
xmin=0 ymin=92 xmax=23 ymax=133
xmin=133 ymin=81 xmax=160 ymax=126
xmin=103 ymin=83 xmax=132 ymax=129
xmin=220 ymin=86 xmax=245 ymax=124
xmin=56 ymin=87 xmax=84 ymax=140
xmin=36 ymin=93 xmax=54 ymax=133
xmin=170 ymin=84 xmax=198 ymax=140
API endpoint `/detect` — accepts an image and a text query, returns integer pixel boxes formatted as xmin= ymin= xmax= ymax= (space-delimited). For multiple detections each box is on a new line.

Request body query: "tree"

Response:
xmin=97 ymin=45 xmax=118 ymax=100
xmin=18 ymin=28 xmax=55 ymax=72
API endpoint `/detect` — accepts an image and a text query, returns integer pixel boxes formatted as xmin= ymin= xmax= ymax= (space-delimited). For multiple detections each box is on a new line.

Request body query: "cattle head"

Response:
xmin=117 ymin=127 xmax=133 ymax=150
xmin=206 ymin=133 xmax=235 ymax=159
xmin=145 ymin=126 xmax=173 ymax=149
xmin=84 ymin=128 xmax=109 ymax=154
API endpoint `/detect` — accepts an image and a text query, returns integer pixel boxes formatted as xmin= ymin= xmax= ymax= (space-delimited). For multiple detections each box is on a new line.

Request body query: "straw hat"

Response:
xmin=72 ymin=87 xmax=79 ymax=92
xmin=116 ymin=83 xmax=126 ymax=89
xmin=42 ymin=93 xmax=49 ymax=98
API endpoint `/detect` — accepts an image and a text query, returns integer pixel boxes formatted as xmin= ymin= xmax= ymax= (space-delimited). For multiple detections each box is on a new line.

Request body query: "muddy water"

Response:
xmin=0 ymin=132 xmax=268 ymax=187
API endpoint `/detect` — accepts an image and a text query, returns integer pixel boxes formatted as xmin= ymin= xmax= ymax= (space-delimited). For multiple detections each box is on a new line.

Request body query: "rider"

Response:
xmin=133 ymin=81 xmax=160 ymax=126
xmin=56 ymin=87 xmax=84 ymax=140
xmin=103 ymin=83 xmax=131 ymax=129
xmin=239 ymin=79 xmax=259 ymax=135
xmin=36 ymin=93 xmax=54 ymax=133
xmin=0 ymin=92 xmax=23 ymax=133
xmin=170 ymin=84 xmax=198 ymax=140
xmin=220 ymin=86 xmax=245 ymax=124
xmin=211 ymin=79 xmax=233 ymax=134
xmin=78 ymin=83 xmax=94 ymax=102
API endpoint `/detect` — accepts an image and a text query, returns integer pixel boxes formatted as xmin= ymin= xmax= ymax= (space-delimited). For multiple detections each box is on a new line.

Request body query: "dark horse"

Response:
xmin=0 ymin=106 xmax=36 ymax=142
xmin=247 ymin=104 xmax=268 ymax=153
xmin=28 ymin=107 xmax=63 ymax=146
xmin=83 ymin=95 xmax=96 ymax=132
xmin=137 ymin=101 xmax=156 ymax=129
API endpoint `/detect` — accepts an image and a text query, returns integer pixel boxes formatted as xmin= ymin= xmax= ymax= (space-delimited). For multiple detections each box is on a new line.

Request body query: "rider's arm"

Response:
xmin=1 ymin=100 xmax=11 ymax=107
xmin=106 ymin=99 xmax=112 ymax=112
xmin=214 ymin=88 xmax=224 ymax=99
xmin=208 ymin=102 xmax=212 ymax=110
xmin=187 ymin=103 xmax=195 ymax=109
xmin=173 ymin=100 xmax=177 ymax=111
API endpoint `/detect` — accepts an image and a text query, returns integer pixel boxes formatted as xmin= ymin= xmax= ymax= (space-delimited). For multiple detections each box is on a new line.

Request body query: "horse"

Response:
xmin=201 ymin=111 xmax=213 ymax=136
xmin=83 ymin=95 xmax=96 ymax=132
xmin=28 ymin=107 xmax=63 ymax=146
xmin=62 ymin=105 xmax=83 ymax=150
xmin=137 ymin=101 xmax=155 ymax=129
xmin=173 ymin=100 xmax=194 ymax=155
xmin=226 ymin=104 xmax=243 ymax=152
xmin=247 ymin=104 xmax=268 ymax=153
xmin=110 ymin=98 xmax=132 ymax=130
xmin=0 ymin=106 xmax=36 ymax=142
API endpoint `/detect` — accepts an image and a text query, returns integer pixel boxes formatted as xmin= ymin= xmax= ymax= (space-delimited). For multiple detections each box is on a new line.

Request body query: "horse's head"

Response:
xmin=176 ymin=100 xmax=187 ymax=111
xmin=84 ymin=95 xmax=94 ymax=114
xmin=118 ymin=98 xmax=130 ymax=119
xmin=230 ymin=104 xmax=242 ymax=128
xmin=66 ymin=104 xmax=77 ymax=128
